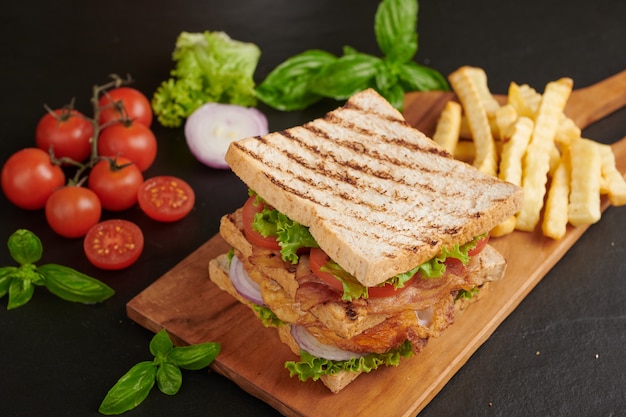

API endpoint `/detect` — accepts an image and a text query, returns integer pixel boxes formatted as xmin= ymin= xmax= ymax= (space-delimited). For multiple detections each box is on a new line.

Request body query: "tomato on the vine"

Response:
xmin=98 ymin=87 xmax=153 ymax=127
xmin=88 ymin=157 xmax=144 ymax=211
xmin=1 ymin=148 xmax=65 ymax=210
xmin=241 ymin=196 xmax=281 ymax=250
xmin=35 ymin=108 xmax=94 ymax=162
xmin=84 ymin=219 xmax=144 ymax=270
xmin=97 ymin=121 xmax=157 ymax=172
xmin=137 ymin=176 xmax=195 ymax=222
xmin=45 ymin=186 xmax=102 ymax=238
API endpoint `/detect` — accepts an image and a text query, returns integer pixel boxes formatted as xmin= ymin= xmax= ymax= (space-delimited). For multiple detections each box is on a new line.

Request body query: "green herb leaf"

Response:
xmin=7 ymin=229 xmax=43 ymax=265
xmin=397 ymin=61 xmax=450 ymax=92
xmin=38 ymin=264 xmax=115 ymax=303
xmin=99 ymin=361 xmax=157 ymax=415
xmin=156 ymin=362 xmax=182 ymax=395
xmin=7 ymin=277 xmax=35 ymax=310
xmin=0 ymin=266 xmax=18 ymax=298
xmin=255 ymin=49 xmax=337 ymax=111
xmin=168 ymin=342 xmax=221 ymax=370
xmin=374 ymin=0 xmax=418 ymax=64
xmin=149 ymin=329 xmax=174 ymax=356
xmin=310 ymin=52 xmax=381 ymax=100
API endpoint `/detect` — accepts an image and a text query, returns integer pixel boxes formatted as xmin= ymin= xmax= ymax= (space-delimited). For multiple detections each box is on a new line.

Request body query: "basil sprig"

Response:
xmin=255 ymin=0 xmax=448 ymax=111
xmin=0 ymin=229 xmax=114 ymax=309
xmin=99 ymin=329 xmax=221 ymax=415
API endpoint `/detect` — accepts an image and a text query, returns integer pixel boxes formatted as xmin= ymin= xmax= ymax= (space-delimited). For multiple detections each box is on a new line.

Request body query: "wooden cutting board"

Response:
xmin=127 ymin=71 xmax=626 ymax=417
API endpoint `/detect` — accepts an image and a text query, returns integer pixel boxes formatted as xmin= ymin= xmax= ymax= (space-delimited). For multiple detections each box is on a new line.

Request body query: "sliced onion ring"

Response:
xmin=184 ymin=102 xmax=268 ymax=169
xmin=291 ymin=325 xmax=365 ymax=361
xmin=229 ymin=255 xmax=264 ymax=306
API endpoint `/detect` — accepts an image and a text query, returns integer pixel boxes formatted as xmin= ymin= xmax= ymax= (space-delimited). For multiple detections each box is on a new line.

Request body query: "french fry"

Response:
xmin=498 ymin=116 xmax=534 ymax=186
xmin=542 ymin=152 xmax=571 ymax=239
xmin=555 ymin=115 xmax=581 ymax=147
xmin=495 ymin=104 xmax=518 ymax=140
xmin=449 ymin=67 xmax=499 ymax=176
xmin=463 ymin=66 xmax=501 ymax=116
xmin=508 ymin=82 xmax=541 ymax=118
xmin=596 ymin=142 xmax=626 ymax=205
xmin=452 ymin=140 xmax=475 ymax=163
xmin=491 ymin=216 xmax=516 ymax=237
xmin=432 ymin=100 xmax=462 ymax=154
xmin=568 ymin=138 xmax=602 ymax=226
xmin=516 ymin=77 xmax=573 ymax=232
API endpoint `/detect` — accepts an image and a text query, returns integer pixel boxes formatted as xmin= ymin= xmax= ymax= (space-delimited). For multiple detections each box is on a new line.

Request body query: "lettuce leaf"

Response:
xmin=251 ymin=196 xmax=318 ymax=264
xmin=152 ymin=31 xmax=260 ymax=127
xmin=251 ymin=304 xmax=285 ymax=328
xmin=285 ymin=340 xmax=413 ymax=382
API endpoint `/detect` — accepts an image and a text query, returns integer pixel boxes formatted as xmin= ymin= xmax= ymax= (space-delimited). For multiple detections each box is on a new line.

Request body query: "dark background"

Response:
xmin=1 ymin=1 xmax=625 ymax=416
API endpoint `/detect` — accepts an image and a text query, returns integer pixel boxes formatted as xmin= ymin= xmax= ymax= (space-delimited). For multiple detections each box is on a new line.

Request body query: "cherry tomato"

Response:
xmin=1 ymin=148 xmax=65 ymax=210
xmin=137 ymin=176 xmax=195 ymax=222
xmin=309 ymin=248 xmax=415 ymax=298
xmin=88 ymin=157 xmax=144 ymax=212
xmin=45 ymin=186 xmax=102 ymax=238
xmin=241 ymin=196 xmax=281 ymax=250
xmin=84 ymin=219 xmax=144 ymax=270
xmin=35 ymin=108 xmax=94 ymax=162
xmin=98 ymin=87 xmax=153 ymax=127
xmin=97 ymin=121 xmax=157 ymax=172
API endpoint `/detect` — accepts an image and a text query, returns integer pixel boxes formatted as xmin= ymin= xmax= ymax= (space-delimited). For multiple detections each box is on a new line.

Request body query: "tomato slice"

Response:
xmin=241 ymin=196 xmax=281 ymax=250
xmin=137 ymin=176 xmax=195 ymax=222
xmin=309 ymin=248 xmax=415 ymax=298
xmin=84 ymin=219 xmax=144 ymax=270
xmin=469 ymin=233 xmax=490 ymax=256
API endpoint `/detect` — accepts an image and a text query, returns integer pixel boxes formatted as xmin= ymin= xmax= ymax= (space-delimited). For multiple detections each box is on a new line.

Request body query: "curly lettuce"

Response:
xmin=285 ymin=340 xmax=413 ymax=382
xmin=152 ymin=31 xmax=261 ymax=127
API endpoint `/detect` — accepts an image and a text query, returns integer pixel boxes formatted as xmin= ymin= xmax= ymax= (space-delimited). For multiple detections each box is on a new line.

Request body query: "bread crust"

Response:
xmin=225 ymin=89 xmax=523 ymax=287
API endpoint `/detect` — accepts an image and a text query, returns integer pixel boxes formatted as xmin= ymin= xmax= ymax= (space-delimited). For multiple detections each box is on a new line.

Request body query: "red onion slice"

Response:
xmin=184 ymin=103 xmax=268 ymax=169
xmin=229 ymin=255 xmax=264 ymax=306
xmin=291 ymin=325 xmax=365 ymax=361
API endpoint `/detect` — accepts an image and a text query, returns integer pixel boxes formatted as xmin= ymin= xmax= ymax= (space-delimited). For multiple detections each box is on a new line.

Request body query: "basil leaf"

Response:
xmin=374 ymin=0 xmax=418 ymax=64
xmin=378 ymin=83 xmax=406 ymax=111
xmin=156 ymin=361 xmax=182 ymax=395
xmin=310 ymin=52 xmax=381 ymax=100
xmin=168 ymin=342 xmax=221 ymax=370
xmin=7 ymin=229 xmax=43 ymax=265
xmin=38 ymin=264 xmax=114 ymax=303
xmin=99 ymin=361 xmax=157 ymax=415
xmin=0 ymin=266 xmax=18 ymax=298
xmin=256 ymin=49 xmax=337 ymax=111
xmin=8 ymin=277 xmax=35 ymax=310
xmin=149 ymin=329 xmax=174 ymax=356
xmin=397 ymin=61 xmax=449 ymax=91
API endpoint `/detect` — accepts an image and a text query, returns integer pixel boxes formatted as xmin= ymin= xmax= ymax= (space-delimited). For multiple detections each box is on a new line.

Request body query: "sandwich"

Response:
xmin=208 ymin=88 xmax=524 ymax=393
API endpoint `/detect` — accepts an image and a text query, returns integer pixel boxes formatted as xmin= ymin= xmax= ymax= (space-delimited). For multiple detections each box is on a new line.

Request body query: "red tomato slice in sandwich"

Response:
xmin=309 ymin=248 xmax=415 ymax=298
xmin=469 ymin=233 xmax=490 ymax=256
xmin=242 ymin=196 xmax=281 ymax=251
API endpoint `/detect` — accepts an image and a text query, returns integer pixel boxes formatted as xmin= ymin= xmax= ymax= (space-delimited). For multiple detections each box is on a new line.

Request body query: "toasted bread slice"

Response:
xmin=225 ymin=89 xmax=523 ymax=287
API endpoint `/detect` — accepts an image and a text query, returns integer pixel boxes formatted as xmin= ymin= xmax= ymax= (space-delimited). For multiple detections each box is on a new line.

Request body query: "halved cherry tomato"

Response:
xmin=241 ymin=196 xmax=281 ymax=250
xmin=84 ymin=219 xmax=144 ymax=270
xmin=98 ymin=87 xmax=153 ymax=127
xmin=1 ymin=148 xmax=65 ymax=210
xmin=45 ymin=186 xmax=101 ymax=238
xmin=137 ymin=176 xmax=195 ymax=222
xmin=35 ymin=108 xmax=94 ymax=162
xmin=309 ymin=247 xmax=415 ymax=298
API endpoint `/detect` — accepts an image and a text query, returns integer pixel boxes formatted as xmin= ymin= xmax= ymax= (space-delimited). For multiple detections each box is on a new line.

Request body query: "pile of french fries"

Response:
xmin=434 ymin=66 xmax=626 ymax=239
